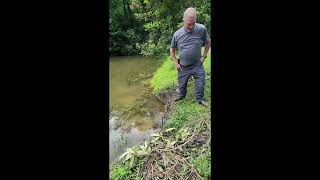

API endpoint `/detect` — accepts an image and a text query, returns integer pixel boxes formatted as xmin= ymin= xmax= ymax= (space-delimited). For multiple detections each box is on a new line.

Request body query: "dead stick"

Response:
xmin=173 ymin=167 xmax=184 ymax=180
xmin=151 ymin=163 xmax=154 ymax=180
xmin=174 ymin=155 xmax=202 ymax=179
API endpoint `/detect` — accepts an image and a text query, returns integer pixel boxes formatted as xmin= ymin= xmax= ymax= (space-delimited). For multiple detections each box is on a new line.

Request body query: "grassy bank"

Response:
xmin=110 ymin=49 xmax=212 ymax=179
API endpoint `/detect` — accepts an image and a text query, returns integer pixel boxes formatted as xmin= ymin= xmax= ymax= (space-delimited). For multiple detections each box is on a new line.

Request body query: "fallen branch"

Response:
xmin=174 ymin=155 xmax=203 ymax=179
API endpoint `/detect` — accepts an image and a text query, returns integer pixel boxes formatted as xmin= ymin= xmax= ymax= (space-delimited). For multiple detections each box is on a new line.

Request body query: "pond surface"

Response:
xmin=109 ymin=56 xmax=164 ymax=163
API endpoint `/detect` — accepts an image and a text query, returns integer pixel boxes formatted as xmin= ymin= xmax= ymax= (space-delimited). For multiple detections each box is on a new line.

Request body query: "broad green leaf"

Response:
xmin=124 ymin=154 xmax=132 ymax=161
xmin=165 ymin=128 xmax=175 ymax=132
xmin=140 ymin=145 xmax=145 ymax=150
xmin=136 ymin=150 xmax=145 ymax=156
xmin=151 ymin=133 xmax=160 ymax=137
xmin=129 ymin=156 xmax=134 ymax=169
xmin=119 ymin=151 xmax=128 ymax=159
xmin=127 ymin=148 xmax=135 ymax=154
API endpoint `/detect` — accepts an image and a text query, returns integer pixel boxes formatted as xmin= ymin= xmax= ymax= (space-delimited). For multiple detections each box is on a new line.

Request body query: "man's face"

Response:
xmin=183 ymin=16 xmax=196 ymax=31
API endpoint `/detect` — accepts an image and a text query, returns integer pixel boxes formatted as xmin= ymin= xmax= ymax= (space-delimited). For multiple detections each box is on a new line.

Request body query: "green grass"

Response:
xmin=164 ymin=79 xmax=211 ymax=129
xmin=150 ymin=56 xmax=178 ymax=94
xmin=162 ymin=48 xmax=212 ymax=129
xmin=109 ymin=162 xmax=131 ymax=180
xmin=192 ymin=146 xmax=211 ymax=179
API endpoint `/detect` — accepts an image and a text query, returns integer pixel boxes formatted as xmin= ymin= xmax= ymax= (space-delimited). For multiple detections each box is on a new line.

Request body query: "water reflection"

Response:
xmin=109 ymin=56 xmax=164 ymax=162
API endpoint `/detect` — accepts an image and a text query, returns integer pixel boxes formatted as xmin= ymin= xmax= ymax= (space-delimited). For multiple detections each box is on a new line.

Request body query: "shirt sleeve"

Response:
xmin=202 ymin=26 xmax=210 ymax=44
xmin=170 ymin=34 xmax=177 ymax=48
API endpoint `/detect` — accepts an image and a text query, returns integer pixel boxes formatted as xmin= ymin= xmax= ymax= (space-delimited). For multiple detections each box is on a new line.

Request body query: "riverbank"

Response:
xmin=110 ymin=50 xmax=212 ymax=179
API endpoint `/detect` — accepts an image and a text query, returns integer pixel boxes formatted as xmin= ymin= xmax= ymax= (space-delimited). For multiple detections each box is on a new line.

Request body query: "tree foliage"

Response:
xmin=109 ymin=0 xmax=211 ymax=56
xmin=109 ymin=0 xmax=146 ymax=56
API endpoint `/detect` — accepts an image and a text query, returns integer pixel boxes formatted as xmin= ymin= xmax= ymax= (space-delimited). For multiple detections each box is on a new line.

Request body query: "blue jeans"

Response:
xmin=178 ymin=63 xmax=205 ymax=103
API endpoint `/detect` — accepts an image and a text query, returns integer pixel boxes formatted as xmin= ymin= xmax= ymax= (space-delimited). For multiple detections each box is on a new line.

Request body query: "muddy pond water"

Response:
xmin=109 ymin=56 xmax=164 ymax=163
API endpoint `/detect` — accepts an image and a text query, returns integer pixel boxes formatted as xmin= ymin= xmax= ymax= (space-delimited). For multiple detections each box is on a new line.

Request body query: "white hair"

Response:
xmin=183 ymin=7 xmax=197 ymax=20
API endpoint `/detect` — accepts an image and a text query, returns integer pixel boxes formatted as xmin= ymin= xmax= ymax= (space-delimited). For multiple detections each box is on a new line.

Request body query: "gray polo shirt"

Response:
xmin=171 ymin=23 xmax=210 ymax=66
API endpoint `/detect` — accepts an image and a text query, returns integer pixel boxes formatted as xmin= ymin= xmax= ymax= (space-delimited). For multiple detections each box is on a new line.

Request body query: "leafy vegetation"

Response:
xmin=109 ymin=0 xmax=146 ymax=56
xmin=109 ymin=162 xmax=131 ymax=179
xmin=110 ymin=113 xmax=211 ymax=179
xmin=109 ymin=0 xmax=211 ymax=56
xmin=191 ymin=146 xmax=211 ymax=179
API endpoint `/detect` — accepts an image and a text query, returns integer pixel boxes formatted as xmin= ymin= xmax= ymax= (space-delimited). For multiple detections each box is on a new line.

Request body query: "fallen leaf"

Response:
xmin=129 ymin=156 xmax=134 ymax=169
xmin=165 ymin=128 xmax=176 ymax=132
xmin=124 ymin=154 xmax=132 ymax=161
xmin=151 ymin=133 xmax=160 ymax=137
xmin=118 ymin=151 xmax=128 ymax=160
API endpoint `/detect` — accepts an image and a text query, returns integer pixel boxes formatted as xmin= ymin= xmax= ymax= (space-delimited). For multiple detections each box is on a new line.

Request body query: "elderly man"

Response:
xmin=170 ymin=7 xmax=211 ymax=106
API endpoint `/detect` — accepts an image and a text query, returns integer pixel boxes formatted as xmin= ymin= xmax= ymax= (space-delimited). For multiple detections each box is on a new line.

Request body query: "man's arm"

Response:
xmin=170 ymin=33 xmax=181 ymax=70
xmin=200 ymin=37 xmax=211 ymax=64
xmin=170 ymin=48 xmax=181 ymax=70
xmin=203 ymin=38 xmax=211 ymax=58
xmin=200 ymin=27 xmax=212 ymax=63
xmin=170 ymin=48 xmax=178 ymax=65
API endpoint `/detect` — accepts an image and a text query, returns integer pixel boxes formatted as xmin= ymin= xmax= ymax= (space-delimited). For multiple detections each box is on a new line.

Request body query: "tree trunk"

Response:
xmin=122 ymin=0 xmax=128 ymax=19
xmin=126 ymin=1 xmax=132 ymax=16
xmin=126 ymin=0 xmax=133 ymax=25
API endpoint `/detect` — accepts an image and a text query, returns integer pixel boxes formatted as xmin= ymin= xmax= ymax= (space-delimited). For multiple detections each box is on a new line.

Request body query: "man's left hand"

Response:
xmin=200 ymin=56 xmax=205 ymax=64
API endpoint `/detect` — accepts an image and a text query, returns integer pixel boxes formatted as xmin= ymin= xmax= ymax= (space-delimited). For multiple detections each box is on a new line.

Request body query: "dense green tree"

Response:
xmin=132 ymin=0 xmax=211 ymax=56
xmin=109 ymin=0 xmax=146 ymax=56
xmin=109 ymin=0 xmax=211 ymax=56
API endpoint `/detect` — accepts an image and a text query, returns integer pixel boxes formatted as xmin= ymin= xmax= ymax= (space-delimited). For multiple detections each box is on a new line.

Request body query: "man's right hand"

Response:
xmin=175 ymin=63 xmax=181 ymax=71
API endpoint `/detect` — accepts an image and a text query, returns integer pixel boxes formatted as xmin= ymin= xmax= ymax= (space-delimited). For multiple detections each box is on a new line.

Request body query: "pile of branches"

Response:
xmin=115 ymin=111 xmax=211 ymax=179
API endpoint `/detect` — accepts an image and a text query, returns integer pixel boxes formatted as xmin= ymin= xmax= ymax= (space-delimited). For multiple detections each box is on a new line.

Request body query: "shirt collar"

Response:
xmin=184 ymin=25 xmax=195 ymax=33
